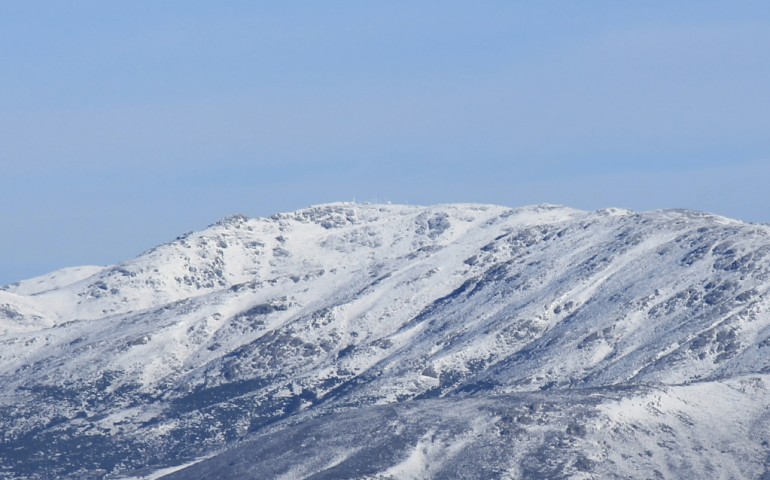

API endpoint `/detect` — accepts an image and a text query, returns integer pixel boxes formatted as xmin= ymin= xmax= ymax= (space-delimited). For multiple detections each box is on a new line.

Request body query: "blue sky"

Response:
xmin=2 ymin=1 xmax=770 ymax=284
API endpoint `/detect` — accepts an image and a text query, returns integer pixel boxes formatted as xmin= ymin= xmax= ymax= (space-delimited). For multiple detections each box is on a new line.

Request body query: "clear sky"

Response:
xmin=2 ymin=1 xmax=770 ymax=285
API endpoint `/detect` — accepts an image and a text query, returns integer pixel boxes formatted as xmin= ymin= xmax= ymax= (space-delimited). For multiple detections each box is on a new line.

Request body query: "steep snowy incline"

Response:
xmin=1 ymin=203 xmax=770 ymax=479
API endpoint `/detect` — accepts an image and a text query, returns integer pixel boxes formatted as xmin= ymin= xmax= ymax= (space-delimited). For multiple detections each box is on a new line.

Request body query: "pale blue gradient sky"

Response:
xmin=2 ymin=1 xmax=770 ymax=284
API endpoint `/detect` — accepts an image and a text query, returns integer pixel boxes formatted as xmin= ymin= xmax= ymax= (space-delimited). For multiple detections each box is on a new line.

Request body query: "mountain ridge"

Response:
xmin=1 ymin=202 xmax=769 ymax=479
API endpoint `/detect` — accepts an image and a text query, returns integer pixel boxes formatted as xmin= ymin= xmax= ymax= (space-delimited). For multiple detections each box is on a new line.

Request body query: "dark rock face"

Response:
xmin=1 ymin=203 xmax=770 ymax=479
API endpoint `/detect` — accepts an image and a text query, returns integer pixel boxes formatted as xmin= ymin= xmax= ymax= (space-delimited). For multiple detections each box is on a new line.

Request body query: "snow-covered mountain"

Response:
xmin=2 ymin=202 xmax=770 ymax=479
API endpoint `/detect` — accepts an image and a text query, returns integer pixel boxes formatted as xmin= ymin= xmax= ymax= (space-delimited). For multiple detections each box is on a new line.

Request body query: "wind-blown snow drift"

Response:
xmin=1 ymin=203 xmax=770 ymax=479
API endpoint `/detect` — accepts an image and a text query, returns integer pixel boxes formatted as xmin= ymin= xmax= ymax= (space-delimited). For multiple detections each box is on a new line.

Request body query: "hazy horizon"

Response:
xmin=3 ymin=1 xmax=770 ymax=285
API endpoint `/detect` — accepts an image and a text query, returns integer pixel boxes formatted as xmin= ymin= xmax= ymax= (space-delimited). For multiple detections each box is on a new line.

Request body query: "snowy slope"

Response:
xmin=1 ymin=203 xmax=770 ymax=479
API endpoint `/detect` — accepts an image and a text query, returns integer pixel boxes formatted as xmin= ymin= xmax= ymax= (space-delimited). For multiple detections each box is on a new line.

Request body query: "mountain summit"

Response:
xmin=2 ymin=203 xmax=770 ymax=479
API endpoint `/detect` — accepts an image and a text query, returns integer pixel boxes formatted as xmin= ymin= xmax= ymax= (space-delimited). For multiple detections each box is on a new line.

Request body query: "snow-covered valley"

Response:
xmin=2 ymin=202 xmax=770 ymax=479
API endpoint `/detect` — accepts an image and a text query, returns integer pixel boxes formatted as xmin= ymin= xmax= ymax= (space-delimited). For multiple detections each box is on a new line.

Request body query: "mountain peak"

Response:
xmin=2 ymin=203 xmax=770 ymax=478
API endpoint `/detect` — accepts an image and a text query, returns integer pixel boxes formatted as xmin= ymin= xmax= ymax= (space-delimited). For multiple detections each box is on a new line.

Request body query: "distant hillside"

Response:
xmin=2 ymin=203 xmax=769 ymax=479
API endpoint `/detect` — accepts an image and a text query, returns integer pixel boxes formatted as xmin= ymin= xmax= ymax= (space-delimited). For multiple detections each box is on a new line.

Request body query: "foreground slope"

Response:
xmin=1 ymin=203 xmax=770 ymax=479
